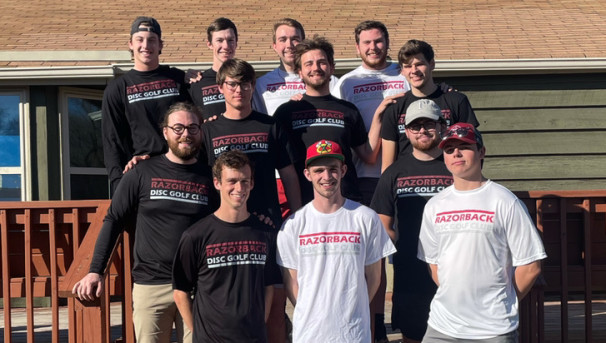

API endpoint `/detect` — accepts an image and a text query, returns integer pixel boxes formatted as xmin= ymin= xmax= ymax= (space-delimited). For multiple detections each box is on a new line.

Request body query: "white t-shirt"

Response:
xmin=417 ymin=180 xmax=547 ymax=339
xmin=277 ymin=199 xmax=396 ymax=343
xmin=253 ymin=67 xmax=339 ymax=116
xmin=331 ymin=63 xmax=410 ymax=178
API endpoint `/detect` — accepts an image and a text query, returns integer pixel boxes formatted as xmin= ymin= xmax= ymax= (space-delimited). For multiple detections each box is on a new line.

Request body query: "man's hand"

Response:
xmin=253 ymin=212 xmax=274 ymax=228
xmin=203 ymin=115 xmax=219 ymax=123
xmin=185 ymin=69 xmax=203 ymax=84
xmin=290 ymin=93 xmax=304 ymax=101
xmin=439 ymin=81 xmax=455 ymax=93
xmin=123 ymin=155 xmax=150 ymax=174
xmin=374 ymin=92 xmax=405 ymax=121
xmin=72 ymin=272 xmax=104 ymax=301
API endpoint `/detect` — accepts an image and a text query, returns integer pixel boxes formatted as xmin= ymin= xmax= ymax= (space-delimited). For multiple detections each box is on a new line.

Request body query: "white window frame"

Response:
xmin=58 ymin=87 xmax=105 ymax=200
xmin=0 ymin=89 xmax=30 ymax=201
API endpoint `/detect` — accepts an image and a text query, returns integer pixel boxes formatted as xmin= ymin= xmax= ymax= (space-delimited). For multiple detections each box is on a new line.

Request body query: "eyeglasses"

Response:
xmin=223 ymin=80 xmax=252 ymax=91
xmin=406 ymin=121 xmax=438 ymax=133
xmin=166 ymin=124 xmax=201 ymax=135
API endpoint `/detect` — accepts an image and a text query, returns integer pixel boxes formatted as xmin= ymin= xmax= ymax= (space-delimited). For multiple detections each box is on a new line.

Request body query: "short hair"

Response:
xmin=207 ymin=17 xmax=238 ymax=42
xmin=216 ymin=58 xmax=256 ymax=86
xmin=161 ymin=102 xmax=203 ymax=127
xmin=398 ymin=39 xmax=435 ymax=66
xmin=354 ymin=20 xmax=389 ymax=49
xmin=294 ymin=35 xmax=335 ymax=73
xmin=212 ymin=150 xmax=254 ymax=182
xmin=272 ymin=18 xmax=305 ymax=43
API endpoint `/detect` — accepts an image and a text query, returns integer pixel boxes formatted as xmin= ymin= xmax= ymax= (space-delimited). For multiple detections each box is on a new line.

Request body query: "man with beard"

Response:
xmin=73 ymin=102 xmax=218 ymax=343
xmin=277 ymin=140 xmax=396 ymax=343
xmin=273 ymin=36 xmax=381 ymax=204
xmin=330 ymin=21 xmax=409 ymax=341
xmin=189 ymin=17 xmax=238 ymax=120
xmin=331 ymin=20 xmax=409 ymax=205
xmin=253 ymin=18 xmax=339 ymax=116
xmin=103 ymin=17 xmax=191 ymax=192
xmin=381 ymin=39 xmax=479 ymax=171
xmin=371 ymin=99 xmax=452 ymax=343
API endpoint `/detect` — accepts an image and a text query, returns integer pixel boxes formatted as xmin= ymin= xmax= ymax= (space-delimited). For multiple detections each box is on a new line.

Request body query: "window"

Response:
xmin=59 ymin=88 xmax=108 ymax=200
xmin=0 ymin=91 xmax=28 ymax=201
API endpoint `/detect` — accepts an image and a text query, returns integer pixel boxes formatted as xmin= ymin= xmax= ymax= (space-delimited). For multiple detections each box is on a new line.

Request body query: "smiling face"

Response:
xmin=298 ymin=49 xmax=334 ymax=92
xmin=214 ymin=165 xmax=253 ymax=210
xmin=163 ymin=110 xmax=201 ymax=163
xmin=355 ymin=28 xmax=389 ymax=70
xmin=304 ymin=158 xmax=346 ymax=200
xmin=207 ymin=28 xmax=237 ymax=65
xmin=405 ymin=119 xmax=442 ymax=152
xmin=273 ymin=24 xmax=303 ymax=68
xmin=129 ymin=30 xmax=162 ymax=70
xmin=402 ymin=53 xmax=435 ymax=92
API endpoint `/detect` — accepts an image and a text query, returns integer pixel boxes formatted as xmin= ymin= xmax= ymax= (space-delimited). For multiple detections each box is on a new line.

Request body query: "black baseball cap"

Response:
xmin=131 ymin=16 xmax=161 ymax=38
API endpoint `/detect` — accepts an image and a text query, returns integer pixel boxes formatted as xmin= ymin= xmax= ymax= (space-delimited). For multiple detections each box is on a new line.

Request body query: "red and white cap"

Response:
xmin=305 ymin=140 xmax=345 ymax=167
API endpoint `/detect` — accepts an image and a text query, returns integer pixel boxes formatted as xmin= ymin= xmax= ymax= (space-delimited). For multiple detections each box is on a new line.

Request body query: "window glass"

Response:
xmin=0 ymin=174 xmax=21 ymax=201
xmin=68 ymin=97 xmax=104 ymax=168
xmin=0 ymin=95 xmax=21 ymax=167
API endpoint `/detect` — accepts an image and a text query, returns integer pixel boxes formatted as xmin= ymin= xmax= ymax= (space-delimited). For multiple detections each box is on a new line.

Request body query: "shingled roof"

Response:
xmin=0 ymin=0 xmax=605 ymax=71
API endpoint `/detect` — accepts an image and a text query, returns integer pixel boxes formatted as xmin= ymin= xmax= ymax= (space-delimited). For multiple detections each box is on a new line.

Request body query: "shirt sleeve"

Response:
xmin=89 ymin=167 xmax=140 ymax=274
xmin=264 ymin=230 xmax=283 ymax=286
xmin=455 ymin=95 xmax=480 ymax=128
xmin=271 ymin=120 xmax=292 ymax=170
xmin=380 ymin=101 xmax=400 ymax=141
xmin=365 ymin=211 xmax=396 ymax=265
xmin=102 ymin=81 xmax=132 ymax=192
xmin=417 ymin=203 xmax=439 ymax=264
xmin=252 ymin=83 xmax=268 ymax=114
xmin=172 ymin=229 xmax=199 ymax=292
xmin=503 ymin=199 xmax=547 ymax=266
xmin=370 ymin=170 xmax=396 ymax=216
xmin=350 ymin=107 xmax=369 ymax=148
xmin=276 ymin=217 xmax=298 ymax=269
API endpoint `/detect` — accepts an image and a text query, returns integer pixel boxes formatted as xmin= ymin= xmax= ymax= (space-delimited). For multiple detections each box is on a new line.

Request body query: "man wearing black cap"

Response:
xmin=102 ymin=16 xmax=191 ymax=193
xmin=417 ymin=123 xmax=546 ymax=342
xmin=371 ymin=99 xmax=452 ymax=343
xmin=276 ymin=139 xmax=395 ymax=343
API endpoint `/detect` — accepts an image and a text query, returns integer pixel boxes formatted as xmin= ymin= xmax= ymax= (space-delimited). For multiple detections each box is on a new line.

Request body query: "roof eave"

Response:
xmin=1 ymin=58 xmax=606 ymax=84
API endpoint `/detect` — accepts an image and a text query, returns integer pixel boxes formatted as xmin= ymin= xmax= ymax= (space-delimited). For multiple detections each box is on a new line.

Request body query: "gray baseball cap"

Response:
xmin=405 ymin=99 xmax=443 ymax=125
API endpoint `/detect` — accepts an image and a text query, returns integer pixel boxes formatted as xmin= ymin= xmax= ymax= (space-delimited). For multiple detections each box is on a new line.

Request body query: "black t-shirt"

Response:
xmin=89 ymin=155 xmax=219 ymax=284
xmin=173 ymin=214 xmax=281 ymax=343
xmin=201 ymin=111 xmax=291 ymax=226
xmin=274 ymin=94 xmax=368 ymax=203
xmin=381 ymin=88 xmax=479 ymax=156
xmin=102 ymin=65 xmax=191 ymax=191
xmin=189 ymin=68 xmax=226 ymax=120
xmin=371 ymin=153 xmax=452 ymax=292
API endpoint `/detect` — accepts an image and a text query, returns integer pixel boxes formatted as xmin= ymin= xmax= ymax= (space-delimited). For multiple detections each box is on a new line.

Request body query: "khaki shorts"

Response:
xmin=132 ymin=283 xmax=192 ymax=343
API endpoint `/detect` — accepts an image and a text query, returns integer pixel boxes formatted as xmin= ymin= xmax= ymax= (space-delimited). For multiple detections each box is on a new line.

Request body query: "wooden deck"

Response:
xmin=2 ymin=297 xmax=604 ymax=343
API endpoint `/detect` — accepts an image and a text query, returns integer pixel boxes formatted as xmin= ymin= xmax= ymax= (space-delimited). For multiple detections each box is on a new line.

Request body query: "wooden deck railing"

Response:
xmin=1 ymin=191 xmax=605 ymax=343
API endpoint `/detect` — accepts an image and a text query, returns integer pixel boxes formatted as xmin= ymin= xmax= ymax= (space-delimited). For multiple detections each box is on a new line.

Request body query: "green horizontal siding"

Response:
xmin=442 ymin=73 xmax=606 ymax=191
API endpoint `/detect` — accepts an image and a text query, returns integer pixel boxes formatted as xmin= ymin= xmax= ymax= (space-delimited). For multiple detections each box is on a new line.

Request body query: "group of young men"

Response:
xmin=71 ymin=15 xmax=547 ymax=343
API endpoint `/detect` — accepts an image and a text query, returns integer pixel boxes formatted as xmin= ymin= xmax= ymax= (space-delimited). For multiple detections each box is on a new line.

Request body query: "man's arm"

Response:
xmin=381 ymin=139 xmax=397 ymax=172
xmin=364 ymin=260 xmax=382 ymax=301
xmin=264 ymin=286 xmax=274 ymax=322
xmin=377 ymin=214 xmax=396 ymax=242
xmin=281 ymin=267 xmax=299 ymax=306
xmin=72 ymin=272 xmax=103 ymax=301
xmin=429 ymin=263 xmax=439 ymax=286
xmin=173 ymin=290 xmax=194 ymax=332
xmin=514 ymin=260 xmax=542 ymax=300
xmin=277 ymin=165 xmax=302 ymax=212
